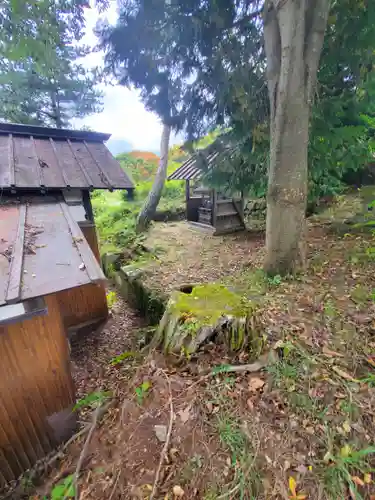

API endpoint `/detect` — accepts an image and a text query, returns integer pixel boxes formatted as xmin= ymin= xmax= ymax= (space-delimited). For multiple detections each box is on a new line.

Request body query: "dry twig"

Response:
xmin=73 ymin=405 xmax=101 ymax=500
xmin=150 ymin=370 xmax=174 ymax=500
xmin=108 ymin=470 xmax=121 ymax=500
xmin=72 ymin=400 xmax=114 ymax=500
xmin=187 ymin=356 xmax=272 ymax=393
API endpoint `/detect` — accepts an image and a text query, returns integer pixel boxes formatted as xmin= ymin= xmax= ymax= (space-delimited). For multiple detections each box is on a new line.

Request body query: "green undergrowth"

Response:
xmin=92 ymin=173 xmax=184 ymax=255
xmin=200 ymin=377 xmax=262 ymax=499
xmin=310 ymin=186 xmax=375 ymax=227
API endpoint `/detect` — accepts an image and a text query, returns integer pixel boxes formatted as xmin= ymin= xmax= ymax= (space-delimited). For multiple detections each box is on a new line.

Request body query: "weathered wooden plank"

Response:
xmin=232 ymin=199 xmax=246 ymax=228
xmin=67 ymin=139 xmax=94 ymax=188
xmin=13 ymin=136 xmax=40 ymax=187
xmin=0 ymin=135 xmax=11 ymax=187
xmin=49 ymin=138 xmax=71 ymax=188
xmin=0 ymin=295 xmax=76 ymax=481
xmin=5 ymin=204 xmax=26 ymax=303
xmin=30 ymin=136 xmax=45 ymax=188
xmin=83 ymin=141 xmax=113 ymax=189
xmin=21 ymin=201 xmax=88 ymax=299
xmin=8 ymin=134 xmax=15 ymax=187
xmin=59 ymin=202 xmax=105 ymax=283
xmin=32 ymin=138 xmax=65 ymax=188
xmin=51 ymin=140 xmax=87 ymax=188
xmin=0 ymin=133 xmax=133 ymax=190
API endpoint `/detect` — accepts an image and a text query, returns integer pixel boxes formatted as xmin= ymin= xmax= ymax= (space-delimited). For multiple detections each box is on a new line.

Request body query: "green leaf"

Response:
xmin=212 ymin=364 xmax=231 ymax=374
xmin=51 ymin=474 xmax=75 ymax=499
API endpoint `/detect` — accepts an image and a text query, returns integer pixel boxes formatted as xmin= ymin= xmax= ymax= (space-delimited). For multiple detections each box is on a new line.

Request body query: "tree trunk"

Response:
xmin=263 ymin=0 xmax=330 ymax=275
xmin=51 ymin=90 xmax=63 ymax=128
xmin=148 ymin=285 xmax=263 ymax=358
xmin=136 ymin=122 xmax=171 ymax=233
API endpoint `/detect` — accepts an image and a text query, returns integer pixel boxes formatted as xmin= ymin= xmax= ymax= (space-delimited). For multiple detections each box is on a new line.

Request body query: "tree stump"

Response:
xmin=149 ymin=284 xmax=263 ymax=357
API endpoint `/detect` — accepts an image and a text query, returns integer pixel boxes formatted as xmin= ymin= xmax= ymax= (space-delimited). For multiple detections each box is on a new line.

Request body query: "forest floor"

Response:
xmin=23 ymin=194 xmax=375 ymax=500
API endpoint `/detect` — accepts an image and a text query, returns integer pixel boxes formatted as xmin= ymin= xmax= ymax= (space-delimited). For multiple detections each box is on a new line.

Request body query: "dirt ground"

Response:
xmin=139 ymin=222 xmax=265 ymax=296
xmin=11 ymin=217 xmax=375 ymax=500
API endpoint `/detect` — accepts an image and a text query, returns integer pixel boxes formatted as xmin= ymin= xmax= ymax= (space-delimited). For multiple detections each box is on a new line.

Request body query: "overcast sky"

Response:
xmin=73 ymin=2 xmax=181 ymax=153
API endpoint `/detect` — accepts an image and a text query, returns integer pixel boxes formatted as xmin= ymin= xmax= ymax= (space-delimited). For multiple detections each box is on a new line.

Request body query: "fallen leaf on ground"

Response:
xmin=342 ymin=421 xmax=351 ymax=434
xmin=364 ymin=473 xmax=372 ymax=484
xmin=332 ymin=366 xmax=359 ymax=383
xmin=178 ymin=407 xmax=191 ymax=423
xmin=173 ymin=485 xmax=185 ymax=497
xmin=288 ymin=476 xmax=307 ymax=500
xmin=295 ymin=464 xmax=308 ymax=475
xmin=248 ymin=377 xmax=265 ymax=392
xmin=322 ymin=346 xmax=344 ymax=357
xmin=351 ymin=476 xmax=365 ymax=487
xmin=340 ymin=445 xmax=352 ymax=458
xmin=246 ymin=398 xmax=254 ymax=410
xmin=154 ymin=424 xmax=167 ymax=442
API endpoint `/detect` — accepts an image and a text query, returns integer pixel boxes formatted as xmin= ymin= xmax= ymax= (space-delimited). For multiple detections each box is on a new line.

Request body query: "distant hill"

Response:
xmin=106 ymin=138 xmax=133 ymax=156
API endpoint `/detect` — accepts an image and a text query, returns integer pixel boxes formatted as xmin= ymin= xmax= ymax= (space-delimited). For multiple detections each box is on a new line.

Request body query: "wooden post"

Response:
xmin=185 ymin=180 xmax=190 ymax=221
xmin=211 ymin=189 xmax=217 ymax=228
xmin=82 ymin=190 xmax=94 ymax=222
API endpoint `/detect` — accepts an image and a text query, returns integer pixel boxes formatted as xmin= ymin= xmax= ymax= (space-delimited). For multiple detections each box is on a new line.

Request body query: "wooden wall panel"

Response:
xmin=58 ymin=224 xmax=108 ymax=330
xmin=0 ymin=294 xmax=76 ymax=484
xmin=79 ymin=223 xmax=101 ymax=263
xmin=57 ymin=283 xmax=108 ymax=330
xmin=186 ymin=198 xmax=202 ymax=222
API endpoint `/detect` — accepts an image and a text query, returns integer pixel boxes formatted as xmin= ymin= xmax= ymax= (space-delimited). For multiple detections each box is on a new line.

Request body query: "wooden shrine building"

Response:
xmin=0 ymin=123 xmax=134 ymax=484
xmin=168 ymin=151 xmax=245 ymax=235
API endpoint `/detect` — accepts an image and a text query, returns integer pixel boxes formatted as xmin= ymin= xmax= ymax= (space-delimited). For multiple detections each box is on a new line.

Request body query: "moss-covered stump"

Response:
xmin=114 ymin=264 xmax=166 ymax=324
xmin=150 ymin=284 xmax=263 ymax=356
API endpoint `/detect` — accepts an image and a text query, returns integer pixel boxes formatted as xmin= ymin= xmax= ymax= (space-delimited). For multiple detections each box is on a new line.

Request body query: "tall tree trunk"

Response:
xmin=136 ymin=122 xmax=171 ymax=233
xmin=263 ymin=0 xmax=330 ymax=275
xmin=51 ymin=90 xmax=63 ymax=128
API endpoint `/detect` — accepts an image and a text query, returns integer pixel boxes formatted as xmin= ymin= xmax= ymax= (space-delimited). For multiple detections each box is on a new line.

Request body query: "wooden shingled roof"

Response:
xmin=0 ymin=196 xmax=105 ymax=305
xmin=0 ymin=123 xmax=134 ymax=191
xmin=168 ymin=150 xmax=224 ymax=181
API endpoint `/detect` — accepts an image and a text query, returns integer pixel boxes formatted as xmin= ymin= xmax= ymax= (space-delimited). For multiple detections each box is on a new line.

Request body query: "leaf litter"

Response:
xmin=17 ymin=222 xmax=375 ymax=500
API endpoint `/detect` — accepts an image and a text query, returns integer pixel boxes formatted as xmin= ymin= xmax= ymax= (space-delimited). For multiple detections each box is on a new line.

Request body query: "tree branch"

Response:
xmin=263 ymin=0 xmax=281 ymax=125
xmin=305 ymin=0 xmax=331 ymax=104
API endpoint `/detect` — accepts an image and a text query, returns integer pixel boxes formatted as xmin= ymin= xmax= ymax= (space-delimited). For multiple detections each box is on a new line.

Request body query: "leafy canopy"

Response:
xmin=0 ymin=0 xmax=104 ymax=127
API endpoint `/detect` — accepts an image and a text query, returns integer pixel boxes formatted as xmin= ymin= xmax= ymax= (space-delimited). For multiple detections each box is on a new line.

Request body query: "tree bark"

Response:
xmin=148 ymin=289 xmax=263 ymax=357
xmin=263 ymin=0 xmax=330 ymax=275
xmin=136 ymin=122 xmax=171 ymax=233
xmin=51 ymin=90 xmax=63 ymax=128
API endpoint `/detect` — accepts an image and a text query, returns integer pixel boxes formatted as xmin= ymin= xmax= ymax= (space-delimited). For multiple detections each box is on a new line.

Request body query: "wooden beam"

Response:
xmin=83 ymin=141 xmax=113 ymax=190
xmin=8 ymin=134 xmax=15 ymax=187
xmin=30 ymin=136 xmax=45 ymax=190
xmin=50 ymin=138 xmax=71 ymax=189
xmin=233 ymin=198 xmax=246 ymax=228
xmin=185 ymin=180 xmax=190 ymax=201
xmin=67 ymin=139 xmax=94 ymax=189
xmin=211 ymin=189 xmax=217 ymax=228
xmin=5 ymin=204 xmax=26 ymax=303
xmin=59 ymin=202 xmax=105 ymax=283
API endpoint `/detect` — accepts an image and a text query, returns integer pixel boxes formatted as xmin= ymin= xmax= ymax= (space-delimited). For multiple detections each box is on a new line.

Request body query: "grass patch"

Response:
xmin=92 ymin=151 xmax=185 ymax=256
xmin=215 ymin=415 xmax=261 ymax=499
xmin=322 ymin=445 xmax=375 ymax=499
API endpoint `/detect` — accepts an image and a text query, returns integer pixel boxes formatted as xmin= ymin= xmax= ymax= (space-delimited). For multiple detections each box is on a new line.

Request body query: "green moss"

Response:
xmin=170 ymin=284 xmax=254 ymax=328
xmin=115 ymin=265 xmax=166 ymax=324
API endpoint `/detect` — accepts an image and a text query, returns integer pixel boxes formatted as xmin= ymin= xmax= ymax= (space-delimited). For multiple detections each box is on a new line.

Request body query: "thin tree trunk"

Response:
xmin=263 ymin=0 xmax=330 ymax=275
xmin=136 ymin=122 xmax=171 ymax=233
xmin=51 ymin=90 xmax=63 ymax=128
